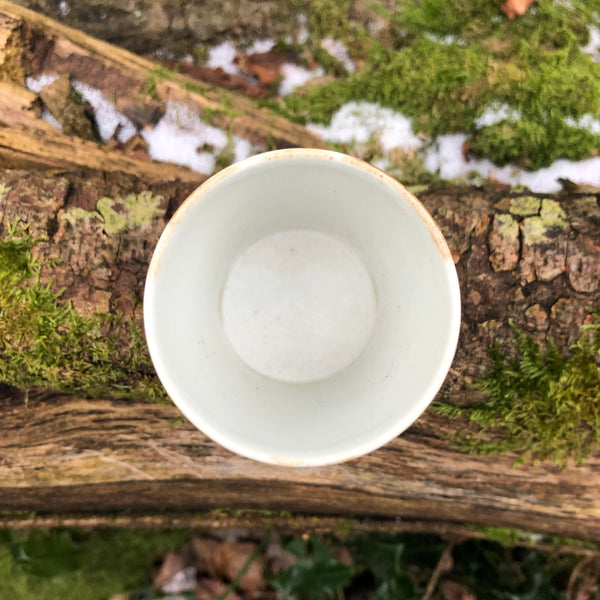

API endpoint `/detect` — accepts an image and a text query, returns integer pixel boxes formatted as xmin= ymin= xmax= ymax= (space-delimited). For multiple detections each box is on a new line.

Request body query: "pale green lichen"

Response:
xmin=62 ymin=192 xmax=162 ymax=235
xmin=495 ymin=213 xmax=519 ymax=239
xmin=0 ymin=184 xmax=11 ymax=200
xmin=521 ymin=201 xmax=568 ymax=244
xmin=509 ymin=196 xmax=541 ymax=217
xmin=539 ymin=198 xmax=567 ymax=226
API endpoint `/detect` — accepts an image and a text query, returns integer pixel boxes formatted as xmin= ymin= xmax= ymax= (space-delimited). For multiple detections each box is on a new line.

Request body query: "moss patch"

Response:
xmin=0 ymin=224 xmax=167 ymax=403
xmin=0 ymin=529 xmax=190 ymax=600
xmin=283 ymin=0 xmax=600 ymax=171
xmin=436 ymin=314 xmax=600 ymax=466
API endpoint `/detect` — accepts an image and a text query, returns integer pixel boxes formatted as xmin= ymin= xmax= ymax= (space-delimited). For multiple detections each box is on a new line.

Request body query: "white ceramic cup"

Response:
xmin=144 ymin=149 xmax=461 ymax=466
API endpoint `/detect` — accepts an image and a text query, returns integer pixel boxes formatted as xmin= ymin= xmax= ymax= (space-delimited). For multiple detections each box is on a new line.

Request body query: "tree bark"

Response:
xmin=1 ymin=1 xmax=600 ymax=541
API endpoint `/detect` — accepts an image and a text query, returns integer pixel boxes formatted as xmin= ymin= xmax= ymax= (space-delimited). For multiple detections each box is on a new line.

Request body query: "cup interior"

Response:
xmin=144 ymin=149 xmax=461 ymax=466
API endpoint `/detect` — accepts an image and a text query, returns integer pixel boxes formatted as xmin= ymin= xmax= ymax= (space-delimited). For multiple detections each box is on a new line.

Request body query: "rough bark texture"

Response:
xmin=2 ymin=167 xmax=600 ymax=540
xmin=8 ymin=0 xmax=390 ymax=56
xmin=0 ymin=1 xmax=600 ymax=540
xmin=0 ymin=0 xmax=327 ymax=153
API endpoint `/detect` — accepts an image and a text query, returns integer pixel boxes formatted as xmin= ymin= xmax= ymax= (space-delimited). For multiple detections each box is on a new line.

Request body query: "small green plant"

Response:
xmin=349 ymin=534 xmax=436 ymax=599
xmin=0 ymin=223 xmax=166 ymax=402
xmin=271 ymin=535 xmax=354 ymax=599
xmin=436 ymin=313 xmax=600 ymax=466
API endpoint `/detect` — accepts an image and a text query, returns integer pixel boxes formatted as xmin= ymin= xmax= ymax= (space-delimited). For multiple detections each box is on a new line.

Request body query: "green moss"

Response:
xmin=435 ymin=314 xmax=600 ymax=466
xmin=468 ymin=525 xmax=600 ymax=550
xmin=283 ymin=0 xmax=600 ymax=170
xmin=213 ymin=130 xmax=236 ymax=172
xmin=0 ymin=224 xmax=167 ymax=403
xmin=0 ymin=529 xmax=190 ymax=600
xmin=143 ymin=66 xmax=175 ymax=99
xmin=467 ymin=525 xmax=537 ymax=547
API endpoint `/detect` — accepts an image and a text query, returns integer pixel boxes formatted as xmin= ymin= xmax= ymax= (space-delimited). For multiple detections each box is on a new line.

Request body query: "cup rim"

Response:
xmin=144 ymin=148 xmax=461 ymax=466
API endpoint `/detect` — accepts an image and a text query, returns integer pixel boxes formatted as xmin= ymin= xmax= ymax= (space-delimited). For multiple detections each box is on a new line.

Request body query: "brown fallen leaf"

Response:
xmin=501 ymin=0 xmax=536 ymax=19
xmin=153 ymin=550 xmax=191 ymax=591
xmin=195 ymin=578 xmax=242 ymax=600
xmin=193 ymin=538 xmax=265 ymax=593
xmin=235 ymin=50 xmax=292 ymax=86
xmin=440 ymin=580 xmax=477 ymax=600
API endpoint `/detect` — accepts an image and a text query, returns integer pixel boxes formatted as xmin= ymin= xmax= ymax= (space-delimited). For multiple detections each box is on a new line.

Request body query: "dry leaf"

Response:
xmin=440 ymin=580 xmax=477 ymax=600
xmin=195 ymin=578 xmax=242 ymax=600
xmin=193 ymin=538 xmax=265 ymax=593
xmin=235 ymin=50 xmax=291 ymax=86
xmin=501 ymin=0 xmax=536 ymax=19
xmin=153 ymin=550 xmax=191 ymax=591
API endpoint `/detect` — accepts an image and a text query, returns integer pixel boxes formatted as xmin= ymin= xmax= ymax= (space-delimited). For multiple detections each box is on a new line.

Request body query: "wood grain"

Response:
xmin=0 ymin=1 xmax=599 ymax=540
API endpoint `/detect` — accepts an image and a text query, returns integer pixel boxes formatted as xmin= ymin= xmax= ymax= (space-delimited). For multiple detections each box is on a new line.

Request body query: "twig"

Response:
xmin=421 ymin=543 xmax=455 ymax=600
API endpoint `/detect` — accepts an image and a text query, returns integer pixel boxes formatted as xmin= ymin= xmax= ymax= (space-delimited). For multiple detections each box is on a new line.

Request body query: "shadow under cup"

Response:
xmin=144 ymin=149 xmax=461 ymax=466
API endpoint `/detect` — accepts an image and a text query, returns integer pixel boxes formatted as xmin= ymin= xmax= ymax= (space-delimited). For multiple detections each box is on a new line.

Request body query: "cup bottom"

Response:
xmin=221 ymin=229 xmax=378 ymax=383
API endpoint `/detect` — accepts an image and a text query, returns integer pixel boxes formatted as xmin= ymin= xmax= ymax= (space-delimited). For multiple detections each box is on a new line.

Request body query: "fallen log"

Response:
xmin=0 ymin=1 xmax=599 ymax=542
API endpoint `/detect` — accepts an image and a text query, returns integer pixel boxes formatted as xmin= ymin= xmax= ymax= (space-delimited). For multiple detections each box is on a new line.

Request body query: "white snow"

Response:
xmin=41 ymin=109 xmax=63 ymax=131
xmin=295 ymin=14 xmax=310 ymax=45
xmin=581 ymin=25 xmax=600 ymax=61
xmin=26 ymin=74 xmax=58 ymax=93
xmin=312 ymin=101 xmax=600 ymax=192
xmin=58 ymin=1 xmax=70 ymax=17
xmin=424 ymin=32 xmax=467 ymax=46
xmin=25 ymin=67 xmax=600 ymax=192
xmin=141 ymin=101 xmax=253 ymax=174
xmin=207 ymin=41 xmax=241 ymax=75
xmin=308 ymin=101 xmax=423 ymax=152
xmin=321 ymin=38 xmax=356 ymax=72
xmin=71 ymin=81 xmax=137 ymax=142
xmin=27 ymin=75 xmax=137 ymax=142
xmin=565 ymin=113 xmax=600 ymax=135
xmin=424 ymin=133 xmax=600 ymax=192
xmin=475 ymin=102 xmax=521 ymax=128
xmin=279 ymin=63 xmax=324 ymax=96
xmin=246 ymin=39 xmax=276 ymax=54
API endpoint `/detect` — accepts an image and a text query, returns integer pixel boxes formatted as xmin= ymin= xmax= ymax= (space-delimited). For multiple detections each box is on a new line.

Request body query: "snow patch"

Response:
xmin=423 ymin=133 xmax=600 ymax=192
xmin=247 ymin=39 xmax=276 ymax=54
xmin=565 ymin=113 xmax=600 ymax=135
xmin=58 ymin=1 xmax=70 ymax=17
xmin=308 ymin=102 xmax=423 ymax=152
xmin=582 ymin=25 xmax=600 ymax=61
xmin=321 ymin=38 xmax=356 ymax=72
xmin=424 ymin=32 xmax=468 ymax=46
xmin=142 ymin=101 xmax=253 ymax=174
xmin=71 ymin=81 xmax=137 ymax=142
xmin=207 ymin=41 xmax=241 ymax=75
xmin=26 ymin=74 xmax=59 ymax=93
xmin=41 ymin=109 xmax=63 ymax=131
xmin=279 ymin=63 xmax=324 ymax=96
xmin=475 ymin=102 xmax=521 ymax=128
